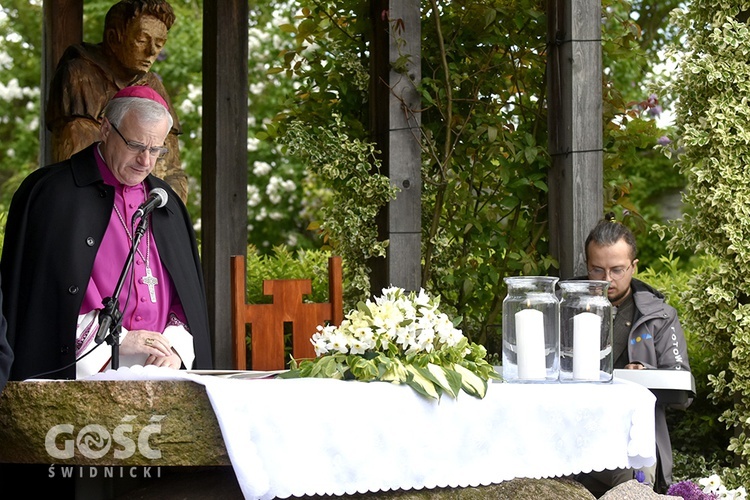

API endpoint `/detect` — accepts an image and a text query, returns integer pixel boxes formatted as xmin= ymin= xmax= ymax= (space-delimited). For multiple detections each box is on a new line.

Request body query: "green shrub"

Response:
xmin=243 ymin=244 xmax=347 ymax=305
xmin=657 ymin=0 xmax=750 ymax=489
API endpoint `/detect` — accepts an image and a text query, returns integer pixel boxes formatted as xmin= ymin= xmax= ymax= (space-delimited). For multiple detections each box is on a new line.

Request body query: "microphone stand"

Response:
xmin=96 ymin=214 xmax=151 ymax=370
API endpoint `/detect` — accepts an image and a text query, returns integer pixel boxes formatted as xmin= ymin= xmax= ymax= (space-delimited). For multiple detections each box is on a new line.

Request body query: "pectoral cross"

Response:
xmin=141 ymin=267 xmax=159 ymax=303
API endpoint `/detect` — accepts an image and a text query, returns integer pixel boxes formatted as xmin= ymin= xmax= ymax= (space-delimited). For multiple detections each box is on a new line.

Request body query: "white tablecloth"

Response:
xmin=87 ymin=366 xmax=656 ymax=500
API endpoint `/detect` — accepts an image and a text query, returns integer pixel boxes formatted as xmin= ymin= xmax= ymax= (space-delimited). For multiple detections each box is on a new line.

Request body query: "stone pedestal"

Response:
xmin=0 ymin=380 xmax=229 ymax=466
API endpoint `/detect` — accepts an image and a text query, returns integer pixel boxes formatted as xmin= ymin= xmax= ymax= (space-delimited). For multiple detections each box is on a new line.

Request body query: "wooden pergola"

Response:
xmin=41 ymin=0 xmax=601 ymax=370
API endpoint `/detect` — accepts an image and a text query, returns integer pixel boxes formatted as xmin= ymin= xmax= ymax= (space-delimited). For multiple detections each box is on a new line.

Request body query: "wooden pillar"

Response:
xmin=202 ymin=2 xmax=249 ymax=369
xmin=41 ymin=0 xmax=83 ymax=168
xmin=547 ymin=0 xmax=603 ymax=279
xmin=369 ymin=0 xmax=422 ymax=294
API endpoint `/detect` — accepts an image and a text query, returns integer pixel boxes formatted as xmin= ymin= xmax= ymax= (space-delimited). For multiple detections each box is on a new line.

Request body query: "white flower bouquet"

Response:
xmin=280 ymin=286 xmax=501 ymax=399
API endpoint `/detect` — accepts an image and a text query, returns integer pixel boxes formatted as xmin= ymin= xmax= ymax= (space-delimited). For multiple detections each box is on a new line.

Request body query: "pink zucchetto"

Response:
xmin=112 ymin=85 xmax=169 ymax=111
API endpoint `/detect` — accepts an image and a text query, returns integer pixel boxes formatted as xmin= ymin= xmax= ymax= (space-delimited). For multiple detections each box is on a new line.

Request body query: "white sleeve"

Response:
xmin=75 ymin=311 xmax=130 ymax=379
xmin=162 ymin=324 xmax=195 ymax=369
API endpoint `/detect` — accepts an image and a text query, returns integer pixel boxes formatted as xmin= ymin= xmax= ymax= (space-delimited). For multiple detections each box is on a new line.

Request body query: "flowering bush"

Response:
xmin=667 ymin=474 xmax=747 ymax=500
xmin=281 ymin=287 xmax=500 ymax=399
xmin=668 ymin=480 xmax=719 ymax=500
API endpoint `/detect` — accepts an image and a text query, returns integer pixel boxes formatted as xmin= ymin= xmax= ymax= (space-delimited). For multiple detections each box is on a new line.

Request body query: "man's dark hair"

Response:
xmin=584 ymin=213 xmax=637 ymax=261
xmin=105 ymin=0 xmax=176 ymax=35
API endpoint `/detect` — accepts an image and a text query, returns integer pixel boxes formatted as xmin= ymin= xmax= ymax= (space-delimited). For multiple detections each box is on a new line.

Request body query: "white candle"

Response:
xmin=515 ymin=308 xmax=546 ymax=379
xmin=573 ymin=311 xmax=601 ymax=380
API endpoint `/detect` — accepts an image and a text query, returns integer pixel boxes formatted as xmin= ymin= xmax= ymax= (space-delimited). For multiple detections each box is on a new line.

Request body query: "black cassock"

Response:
xmin=0 ymin=144 xmax=212 ymax=380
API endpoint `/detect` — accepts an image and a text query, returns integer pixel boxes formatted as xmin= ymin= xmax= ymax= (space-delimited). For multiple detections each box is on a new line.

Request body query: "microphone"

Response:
xmin=132 ymin=188 xmax=168 ymax=222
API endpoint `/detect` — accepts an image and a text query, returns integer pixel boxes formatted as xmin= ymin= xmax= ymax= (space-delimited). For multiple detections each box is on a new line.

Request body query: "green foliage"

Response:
xmin=244 ymin=244 xmax=347 ymax=305
xmin=275 ymin=116 xmax=398 ymax=302
xmin=162 ymin=1 xmax=322 ymax=250
xmin=264 ymin=0 xmax=572 ymax=344
xmin=264 ymin=2 xmax=398 ymax=300
xmin=0 ymin=0 xmax=43 ymax=209
xmin=602 ymin=0 xmax=683 ymax=104
xmin=661 ymin=0 xmax=750 ymax=484
xmin=415 ymin=0 xmax=554 ymax=344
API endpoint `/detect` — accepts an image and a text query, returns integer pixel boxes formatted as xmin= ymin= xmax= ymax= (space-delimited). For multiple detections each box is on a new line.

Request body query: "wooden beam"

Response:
xmin=202 ymin=2 xmax=249 ymax=369
xmin=41 ymin=0 xmax=83 ymax=167
xmin=547 ymin=0 xmax=603 ymax=279
xmin=369 ymin=0 xmax=422 ymax=294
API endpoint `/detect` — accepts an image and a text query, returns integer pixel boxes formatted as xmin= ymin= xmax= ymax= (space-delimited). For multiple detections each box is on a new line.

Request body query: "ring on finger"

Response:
xmin=145 ymin=338 xmax=155 ymax=347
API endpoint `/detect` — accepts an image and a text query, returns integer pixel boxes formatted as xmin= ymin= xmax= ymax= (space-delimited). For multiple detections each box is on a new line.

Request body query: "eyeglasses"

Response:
xmin=109 ymin=121 xmax=169 ymax=159
xmin=588 ymin=263 xmax=633 ymax=281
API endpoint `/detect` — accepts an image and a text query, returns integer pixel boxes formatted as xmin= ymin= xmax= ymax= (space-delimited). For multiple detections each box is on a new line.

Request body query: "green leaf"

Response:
xmin=298 ymin=19 xmax=318 ymax=38
xmin=453 ymin=364 xmax=489 ymax=399
xmin=421 ymin=363 xmax=460 ymax=399
xmin=405 ymin=365 xmax=440 ymax=400
xmin=380 ymin=358 xmax=408 ymax=383
xmin=487 ymin=125 xmax=498 ymax=143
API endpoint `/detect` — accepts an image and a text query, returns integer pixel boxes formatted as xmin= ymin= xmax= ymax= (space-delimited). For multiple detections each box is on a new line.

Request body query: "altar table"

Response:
xmin=80 ymin=366 xmax=656 ymax=500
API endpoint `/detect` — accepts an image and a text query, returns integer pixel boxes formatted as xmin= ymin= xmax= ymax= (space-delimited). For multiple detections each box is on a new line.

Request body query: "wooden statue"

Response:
xmin=45 ymin=0 xmax=188 ymax=203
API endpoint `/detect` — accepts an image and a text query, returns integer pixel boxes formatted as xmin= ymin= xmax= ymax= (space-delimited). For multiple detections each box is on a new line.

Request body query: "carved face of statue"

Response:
xmin=110 ymin=14 xmax=168 ymax=74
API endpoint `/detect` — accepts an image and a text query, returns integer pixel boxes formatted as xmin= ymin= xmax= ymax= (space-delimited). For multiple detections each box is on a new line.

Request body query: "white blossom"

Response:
xmin=0 ymin=51 xmax=12 ymax=70
xmin=700 ymin=474 xmax=722 ymax=491
xmin=179 ymin=99 xmax=196 ymax=115
xmin=327 ymin=330 xmax=349 ymax=354
xmin=253 ymin=161 xmax=272 ymax=176
xmin=249 ymin=82 xmax=266 ymax=95
xmin=309 ymin=287 xmax=466 ymax=358
xmin=186 ymin=83 xmax=202 ymax=101
xmin=0 ymin=78 xmax=24 ymax=101
xmin=698 ymin=474 xmax=746 ymax=499
xmin=247 ymin=185 xmax=261 ymax=207
xmin=247 ymin=136 xmax=260 ymax=152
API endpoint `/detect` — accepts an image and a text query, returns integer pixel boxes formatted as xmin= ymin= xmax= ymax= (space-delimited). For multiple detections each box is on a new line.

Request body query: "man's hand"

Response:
xmin=119 ymin=329 xmax=173 ymax=358
xmin=145 ymin=351 xmax=182 ymax=369
xmin=624 ymin=362 xmax=645 ymax=370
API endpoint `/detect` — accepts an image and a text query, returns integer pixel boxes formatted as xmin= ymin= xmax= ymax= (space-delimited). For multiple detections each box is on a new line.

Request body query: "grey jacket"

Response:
xmin=569 ymin=277 xmax=691 ymax=491
xmin=628 ymin=278 xmax=690 ymax=373
xmin=626 ymin=278 xmax=691 ymax=491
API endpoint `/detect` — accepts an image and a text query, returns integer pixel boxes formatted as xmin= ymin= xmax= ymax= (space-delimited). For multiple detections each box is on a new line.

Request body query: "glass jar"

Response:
xmin=502 ymin=276 xmax=560 ymax=383
xmin=559 ymin=280 xmax=613 ymax=383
